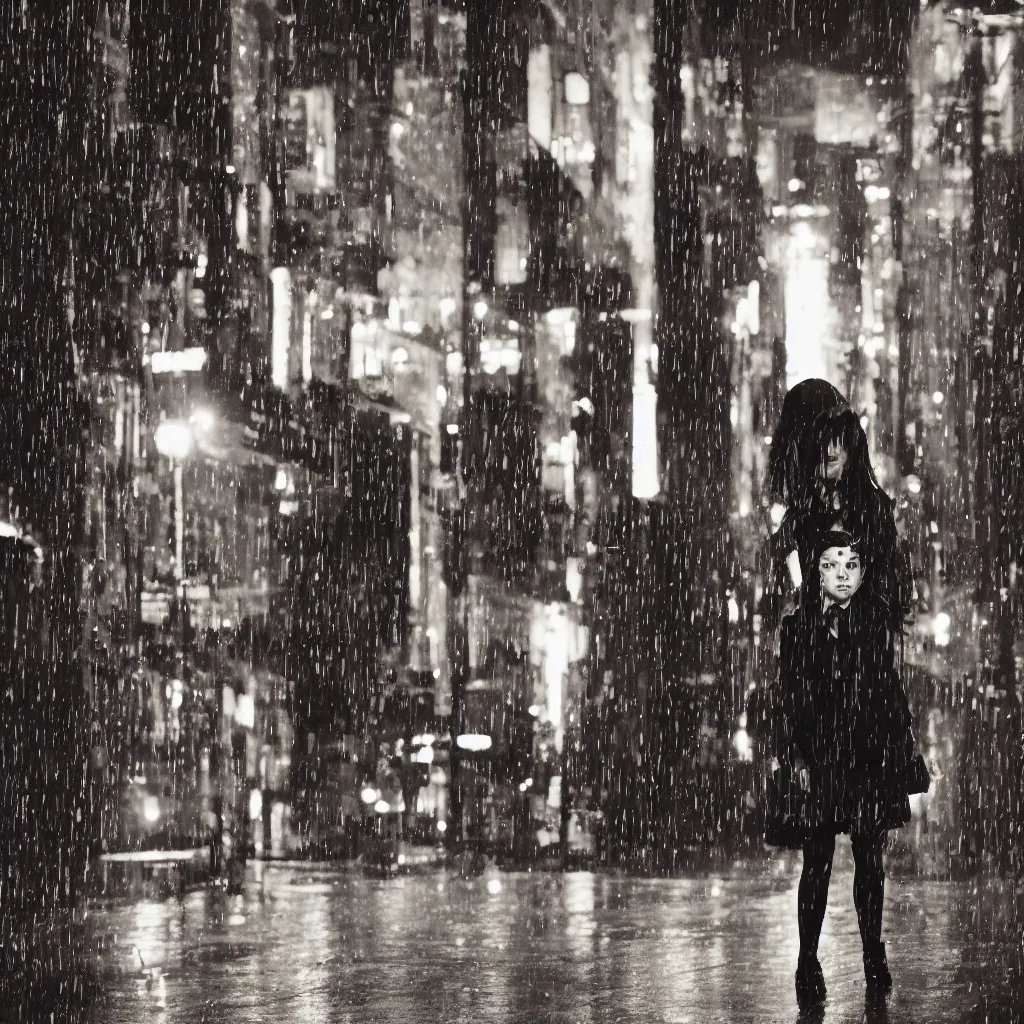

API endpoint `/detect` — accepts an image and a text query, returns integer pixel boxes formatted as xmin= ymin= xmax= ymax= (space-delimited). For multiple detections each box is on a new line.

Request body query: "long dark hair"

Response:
xmin=766 ymin=379 xmax=848 ymax=506
xmin=796 ymin=407 xmax=912 ymax=629
xmin=796 ymin=406 xmax=881 ymax=524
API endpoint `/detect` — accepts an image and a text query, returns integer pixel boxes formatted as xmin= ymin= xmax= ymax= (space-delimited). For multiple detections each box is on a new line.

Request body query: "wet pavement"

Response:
xmin=84 ymin=850 xmax=1024 ymax=1024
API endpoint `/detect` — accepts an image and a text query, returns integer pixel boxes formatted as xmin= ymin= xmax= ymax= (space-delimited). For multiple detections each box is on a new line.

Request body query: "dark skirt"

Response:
xmin=808 ymin=764 xmax=911 ymax=836
xmin=764 ymin=763 xmax=911 ymax=849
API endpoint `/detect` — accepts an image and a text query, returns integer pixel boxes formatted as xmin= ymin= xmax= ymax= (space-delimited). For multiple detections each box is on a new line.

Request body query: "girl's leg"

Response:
xmin=850 ymin=829 xmax=886 ymax=950
xmin=799 ymin=830 xmax=836 ymax=954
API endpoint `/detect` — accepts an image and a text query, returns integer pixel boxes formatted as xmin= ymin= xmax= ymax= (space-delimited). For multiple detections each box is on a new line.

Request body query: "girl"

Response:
xmin=768 ymin=529 xmax=915 ymax=1008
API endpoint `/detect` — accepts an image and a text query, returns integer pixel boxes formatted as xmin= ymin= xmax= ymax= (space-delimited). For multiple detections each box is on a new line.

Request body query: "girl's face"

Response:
xmin=822 ymin=440 xmax=848 ymax=482
xmin=818 ymin=546 xmax=863 ymax=605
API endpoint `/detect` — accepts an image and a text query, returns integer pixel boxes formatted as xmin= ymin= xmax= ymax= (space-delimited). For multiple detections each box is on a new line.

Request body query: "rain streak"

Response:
xmin=1 ymin=2 xmax=1023 ymax=1021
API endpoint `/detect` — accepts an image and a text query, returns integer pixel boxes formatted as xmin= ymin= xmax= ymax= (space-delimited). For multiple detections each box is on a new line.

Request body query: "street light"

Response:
xmin=155 ymin=412 xmax=242 ymax=876
xmin=154 ymin=420 xmax=194 ymax=462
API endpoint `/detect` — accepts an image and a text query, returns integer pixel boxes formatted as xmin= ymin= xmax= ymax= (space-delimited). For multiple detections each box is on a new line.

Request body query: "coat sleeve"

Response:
xmin=768 ymin=618 xmax=799 ymax=763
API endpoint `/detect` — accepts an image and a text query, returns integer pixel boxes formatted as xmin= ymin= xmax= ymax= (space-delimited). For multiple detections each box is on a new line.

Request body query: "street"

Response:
xmin=85 ymin=854 xmax=1024 ymax=1024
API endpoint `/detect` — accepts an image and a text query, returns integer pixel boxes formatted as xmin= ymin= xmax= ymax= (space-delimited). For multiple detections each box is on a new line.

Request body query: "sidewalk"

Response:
xmin=80 ymin=857 xmax=1024 ymax=1023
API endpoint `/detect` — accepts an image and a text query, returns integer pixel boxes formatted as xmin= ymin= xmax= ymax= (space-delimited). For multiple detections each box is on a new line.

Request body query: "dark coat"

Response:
xmin=765 ymin=598 xmax=914 ymax=846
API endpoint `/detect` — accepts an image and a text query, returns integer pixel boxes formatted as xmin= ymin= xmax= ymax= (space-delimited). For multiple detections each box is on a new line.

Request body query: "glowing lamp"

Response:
xmin=153 ymin=421 xmax=193 ymax=461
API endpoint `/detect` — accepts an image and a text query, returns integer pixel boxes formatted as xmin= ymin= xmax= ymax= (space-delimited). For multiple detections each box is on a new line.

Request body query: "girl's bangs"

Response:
xmin=819 ymin=407 xmax=861 ymax=450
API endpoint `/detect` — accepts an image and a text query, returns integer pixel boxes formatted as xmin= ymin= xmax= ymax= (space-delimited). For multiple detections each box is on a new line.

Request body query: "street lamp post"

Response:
xmin=153 ymin=421 xmax=194 ymax=570
xmin=153 ymin=416 xmax=231 ymax=877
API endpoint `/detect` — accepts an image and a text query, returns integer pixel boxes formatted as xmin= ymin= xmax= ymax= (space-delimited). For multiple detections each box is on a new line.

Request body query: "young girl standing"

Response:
xmin=767 ymin=530 xmax=916 ymax=1008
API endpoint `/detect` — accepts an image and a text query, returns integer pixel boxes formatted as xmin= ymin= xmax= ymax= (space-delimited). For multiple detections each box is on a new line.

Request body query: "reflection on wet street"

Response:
xmin=85 ymin=859 xmax=1024 ymax=1024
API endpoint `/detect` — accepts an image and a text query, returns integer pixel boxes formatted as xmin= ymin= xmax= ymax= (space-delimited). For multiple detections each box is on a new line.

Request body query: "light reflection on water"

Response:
xmin=87 ymin=863 xmax=1021 ymax=1024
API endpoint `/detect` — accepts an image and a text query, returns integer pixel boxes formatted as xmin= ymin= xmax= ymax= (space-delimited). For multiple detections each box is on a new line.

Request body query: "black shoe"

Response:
xmin=863 ymin=941 xmax=893 ymax=993
xmin=795 ymin=952 xmax=827 ymax=1007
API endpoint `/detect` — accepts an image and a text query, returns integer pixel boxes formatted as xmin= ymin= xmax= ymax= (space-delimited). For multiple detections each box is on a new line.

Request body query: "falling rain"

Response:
xmin=1 ymin=1 xmax=1023 ymax=1020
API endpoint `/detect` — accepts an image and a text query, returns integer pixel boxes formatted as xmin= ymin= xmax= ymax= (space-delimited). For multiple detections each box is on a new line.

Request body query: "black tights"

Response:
xmin=799 ymin=830 xmax=886 ymax=956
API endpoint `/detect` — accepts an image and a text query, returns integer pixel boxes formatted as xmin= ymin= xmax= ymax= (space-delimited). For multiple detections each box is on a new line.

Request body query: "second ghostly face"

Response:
xmin=818 ymin=545 xmax=863 ymax=606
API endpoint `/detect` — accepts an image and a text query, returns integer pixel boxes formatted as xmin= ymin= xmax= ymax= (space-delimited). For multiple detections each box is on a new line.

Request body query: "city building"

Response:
xmin=901 ymin=0 xmax=1024 ymax=873
xmin=21 ymin=0 xmax=1022 ymax=887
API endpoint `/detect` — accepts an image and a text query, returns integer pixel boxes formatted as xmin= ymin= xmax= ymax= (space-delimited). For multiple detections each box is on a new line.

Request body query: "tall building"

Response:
xmin=902 ymin=0 xmax=1024 ymax=873
xmin=0 ymin=1 xmax=95 ymax=963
